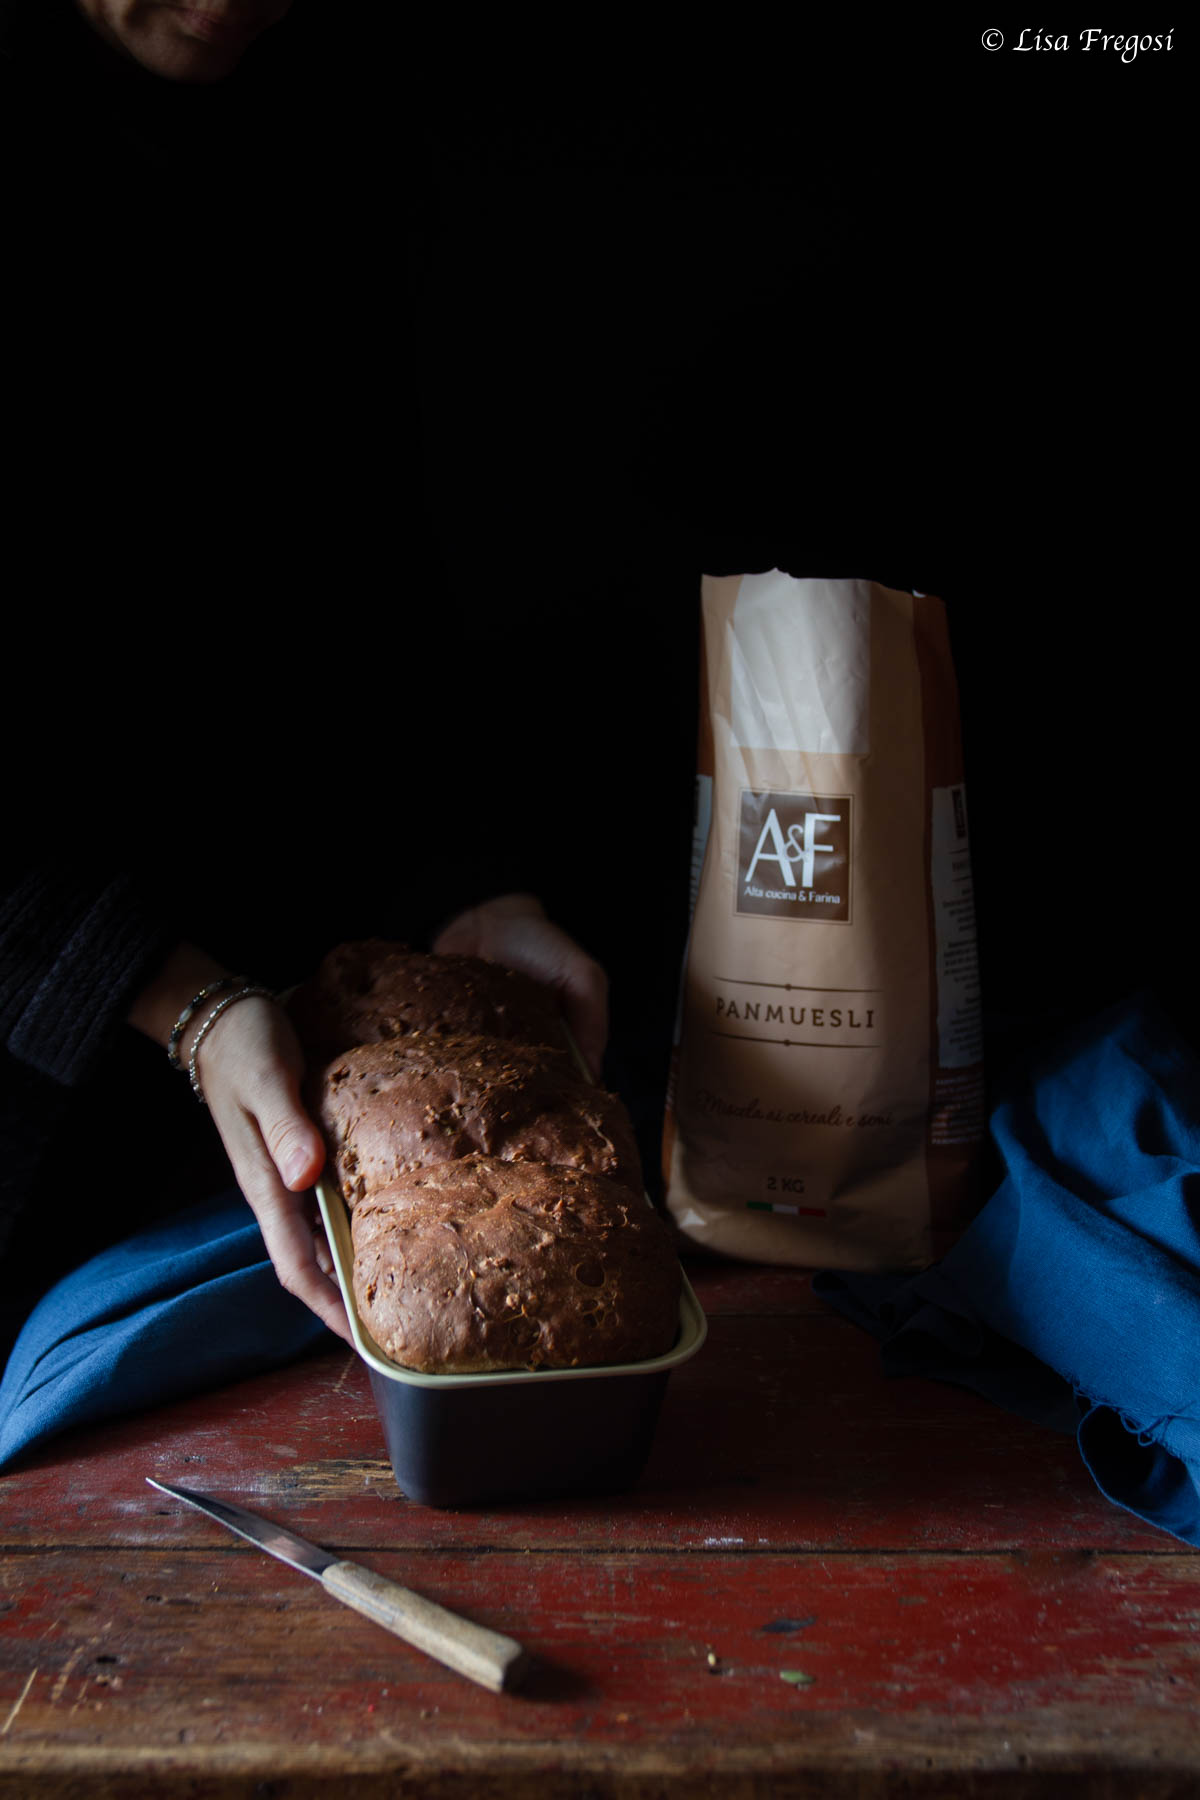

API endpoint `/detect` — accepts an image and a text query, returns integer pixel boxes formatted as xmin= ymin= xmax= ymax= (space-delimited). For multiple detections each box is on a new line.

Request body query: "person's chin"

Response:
xmin=151 ymin=12 xmax=260 ymax=80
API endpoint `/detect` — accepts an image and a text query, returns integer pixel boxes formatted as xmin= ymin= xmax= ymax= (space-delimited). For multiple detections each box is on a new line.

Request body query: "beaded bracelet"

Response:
xmin=187 ymin=983 xmax=277 ymax=1104
xmin=167 ymin=975 xmax=243 ymax=1070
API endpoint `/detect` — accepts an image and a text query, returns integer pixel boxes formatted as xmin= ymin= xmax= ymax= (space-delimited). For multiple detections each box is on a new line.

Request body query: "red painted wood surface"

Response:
xmin=2 ymin=1260 xmax=1197 ymax=1796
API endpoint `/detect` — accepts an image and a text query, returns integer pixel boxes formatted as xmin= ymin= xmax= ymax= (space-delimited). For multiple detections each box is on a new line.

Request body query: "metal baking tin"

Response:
xmin=316 ymin=1177 xmax=706 ymax=1508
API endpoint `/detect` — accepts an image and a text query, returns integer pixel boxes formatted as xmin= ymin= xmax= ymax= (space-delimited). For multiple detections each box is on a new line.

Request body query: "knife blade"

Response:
xmin=146 ymin=1477 xmax=529 ymax=1693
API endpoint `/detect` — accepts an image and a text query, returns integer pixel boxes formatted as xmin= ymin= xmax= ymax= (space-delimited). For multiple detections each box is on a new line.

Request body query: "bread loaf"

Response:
xmin=350 ymin=1159 xmax=681 ymax=1373
xmin=306 ymin=940 xmax=678 ymax=1374
xmin=316 ymin=1032 xmax=643 ymax=1208
xmin=290 ymin=939 xmax=563 ymax=1061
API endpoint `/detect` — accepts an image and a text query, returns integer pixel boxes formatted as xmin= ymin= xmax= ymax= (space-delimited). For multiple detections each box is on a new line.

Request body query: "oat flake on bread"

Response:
xmin=663 ymin=571 xmax=985 ymax=1270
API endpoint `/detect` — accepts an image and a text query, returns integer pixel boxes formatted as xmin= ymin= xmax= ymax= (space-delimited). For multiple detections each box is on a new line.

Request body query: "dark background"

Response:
xmin=5 ymin=12 xmax=1189 ymax=1126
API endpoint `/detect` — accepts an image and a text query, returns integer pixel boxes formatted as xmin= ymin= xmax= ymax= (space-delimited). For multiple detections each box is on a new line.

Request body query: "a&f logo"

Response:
xmin=737 ymin=790 xmax=851 ymax=921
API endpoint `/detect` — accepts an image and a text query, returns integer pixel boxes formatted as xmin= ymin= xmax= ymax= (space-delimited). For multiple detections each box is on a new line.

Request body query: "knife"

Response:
xmin=146 ymin=1477 xmax=529 ymax=1693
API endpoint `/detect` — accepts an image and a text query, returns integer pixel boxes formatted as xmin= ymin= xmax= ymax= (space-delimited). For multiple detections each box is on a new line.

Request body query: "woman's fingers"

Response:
xmin=251 ymin=1062 xmax=326 ymax=1192
xmin=555 ymin=949 xmax=609 ymax=1083
xmin=503 ymin=915 xmax=609 ymax=1077
xmin=433 ymin=894 xmax=610 ymax=1078
xmin=195 ymin=996 xmax=352 ymax=1344
xmin=246 ymin=1179 xmax=353 ymax=1345
xmin=217 ymin=1096 xmax=353 ymax=1344
xmin=130 ymin=957 xmax=352 ymax=1342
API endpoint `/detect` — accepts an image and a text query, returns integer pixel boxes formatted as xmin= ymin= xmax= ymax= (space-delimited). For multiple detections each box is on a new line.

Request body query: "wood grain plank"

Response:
xmin=1 ymin=1322 xmax=1173 ymax=1556
xmin=3 ymin=1246 xmax=1194 ymax=1798
xmin=1 ymin=1549 xmax=1197 ymax=1796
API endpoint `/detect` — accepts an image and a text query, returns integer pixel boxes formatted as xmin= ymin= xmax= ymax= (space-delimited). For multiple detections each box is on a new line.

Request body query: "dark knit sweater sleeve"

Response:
xmin=0 ymin=870 xmax=176 ymax=1087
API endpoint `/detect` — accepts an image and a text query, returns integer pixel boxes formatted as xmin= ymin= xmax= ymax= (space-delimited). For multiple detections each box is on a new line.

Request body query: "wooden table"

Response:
xmin=2 ymin=1263 xmax=1198 ymax=1797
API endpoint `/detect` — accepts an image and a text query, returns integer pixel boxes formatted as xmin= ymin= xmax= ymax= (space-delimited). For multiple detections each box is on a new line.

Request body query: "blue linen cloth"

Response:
xmin=0 ymin=1190 xmax=332 ymax=1470
xmin=814 ymin=993 xmax=1200 ymax=1545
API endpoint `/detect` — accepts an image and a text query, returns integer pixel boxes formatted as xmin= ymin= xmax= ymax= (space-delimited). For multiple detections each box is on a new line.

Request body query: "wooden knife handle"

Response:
xmin=321 ymin=1560 xmax=529 ymax=1693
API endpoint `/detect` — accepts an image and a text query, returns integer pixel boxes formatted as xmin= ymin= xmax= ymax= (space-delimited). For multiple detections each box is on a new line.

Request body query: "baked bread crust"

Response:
xmin=316 ymin=1033 xmax=643 ymax=1207
xmin=289 ymin=939 xmax=564 ymax=1060
xmin=350 ymin=1159 xmax=681 ymax=1372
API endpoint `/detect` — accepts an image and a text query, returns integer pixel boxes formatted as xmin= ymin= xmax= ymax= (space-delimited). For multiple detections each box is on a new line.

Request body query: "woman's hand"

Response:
xmin=129 ymin=947 xmax=352 ymax=1344
xmin=432 ymin=893 xmax=609 ymax=1079
xmin=191 ymin=995 xmax=352 ymax=1343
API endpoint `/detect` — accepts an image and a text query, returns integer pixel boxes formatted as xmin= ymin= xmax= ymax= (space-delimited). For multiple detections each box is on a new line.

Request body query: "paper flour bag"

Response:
xmin=663 ymin=571 xmax=984 ymax=1270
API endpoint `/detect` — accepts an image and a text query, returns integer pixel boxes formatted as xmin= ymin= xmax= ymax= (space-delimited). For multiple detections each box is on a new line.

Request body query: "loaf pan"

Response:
xmin=317 ymin=1178 xmax=706 ymax=1508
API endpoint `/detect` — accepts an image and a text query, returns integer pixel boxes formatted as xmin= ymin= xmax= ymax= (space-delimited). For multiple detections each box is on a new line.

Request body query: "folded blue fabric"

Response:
xmin=814 ymin=993 xmax=1200 ymax=1545
xmin=0 ymin=1190 xmax=332 ymax=1470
